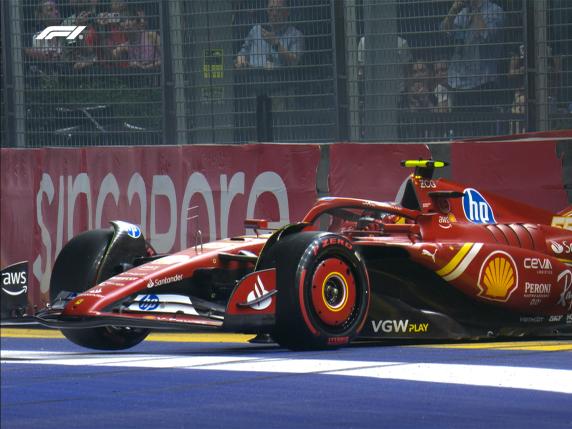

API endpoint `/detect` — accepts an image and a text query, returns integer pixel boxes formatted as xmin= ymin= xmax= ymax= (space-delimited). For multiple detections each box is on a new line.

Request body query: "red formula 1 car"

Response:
xmin=36 ymin=160 xmax=572 ymax=350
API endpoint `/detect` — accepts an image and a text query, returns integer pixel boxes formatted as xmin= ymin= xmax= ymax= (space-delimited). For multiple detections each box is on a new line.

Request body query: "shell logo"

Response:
xmin=477 ymin=251 xmax=518 ymax=302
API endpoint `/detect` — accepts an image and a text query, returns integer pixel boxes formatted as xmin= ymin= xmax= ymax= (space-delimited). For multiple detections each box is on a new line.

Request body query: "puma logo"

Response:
xmin=422 ymin=248 xmax=437 ymax=263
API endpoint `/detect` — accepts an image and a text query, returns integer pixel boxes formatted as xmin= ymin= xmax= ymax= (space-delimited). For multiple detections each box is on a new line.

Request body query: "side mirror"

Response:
xmin=244 ymin=219 xmax=269 ymax=237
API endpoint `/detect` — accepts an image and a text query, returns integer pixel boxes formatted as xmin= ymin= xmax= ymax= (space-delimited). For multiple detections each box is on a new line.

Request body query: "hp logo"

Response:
xmin=462 ymin=188 xmax=496 ymax=224
xmin=126 ymin=224 xmax=141 ymax=239
xmin=138 ymin=294 xmax=159 ymax=311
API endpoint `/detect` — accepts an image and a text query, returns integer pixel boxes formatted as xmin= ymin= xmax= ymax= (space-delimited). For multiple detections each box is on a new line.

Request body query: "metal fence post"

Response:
xmin=160 ymin=0 xmax=175 ymax=145
xmin=1 ymin=0 xmax=14 ymax=147
xmin=533 ymin=0 xmax=549 ymax=131
xmin=343 ymin=0 xmax=360 ymax=142
xmin=525 ymin=0 xmax=537 ymax=132
xmin=363 ymin=0 xmax=398 ymax=140
xmin=4 ymin=0 xmax=25 ymax=147
xmin=166 ymin=0 xmax=188 ymax=145
xmin=331 ymin=0 xmax=348 ymax=142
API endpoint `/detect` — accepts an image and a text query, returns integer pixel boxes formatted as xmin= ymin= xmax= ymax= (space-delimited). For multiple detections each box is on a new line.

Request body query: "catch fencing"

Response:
xmin=1 ymin=0 xmax=571 ymax=147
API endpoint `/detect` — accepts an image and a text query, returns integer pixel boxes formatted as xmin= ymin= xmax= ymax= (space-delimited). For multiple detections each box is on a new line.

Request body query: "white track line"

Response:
xmin=2 ymin=350 xmax=571 ymax=394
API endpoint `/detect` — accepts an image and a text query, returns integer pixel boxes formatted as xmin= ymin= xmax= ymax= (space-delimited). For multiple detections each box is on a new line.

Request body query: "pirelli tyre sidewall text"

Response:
xmin=273 ymin=232 xmax=370 ymax=349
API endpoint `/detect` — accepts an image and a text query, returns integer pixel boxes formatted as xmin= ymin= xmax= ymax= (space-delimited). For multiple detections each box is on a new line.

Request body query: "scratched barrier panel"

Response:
xmin=328 ymin=135 xmax=569 ymax=212
xmin=451 ymin=139 xmax=569 ymax=213
xmin=0 ymin=144 xmax=320 ymax=315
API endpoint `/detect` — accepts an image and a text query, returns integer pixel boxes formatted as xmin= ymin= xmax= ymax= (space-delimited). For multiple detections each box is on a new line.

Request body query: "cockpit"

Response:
xmin=310 ymin=205 xmax=414 ymax=236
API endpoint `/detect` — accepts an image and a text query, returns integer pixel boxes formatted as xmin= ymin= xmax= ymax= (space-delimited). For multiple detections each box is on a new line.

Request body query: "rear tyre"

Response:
xmin=271 ymin=232 xmax=370 ymax=350
xmin=50 ymin=229 xmax=150 ymax=350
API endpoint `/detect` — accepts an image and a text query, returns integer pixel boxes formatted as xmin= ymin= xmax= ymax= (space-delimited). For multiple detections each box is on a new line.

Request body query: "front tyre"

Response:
xmin=272 ymin=232 xmax=370 ymax=350
xmin=50 ymin=228 xmax=150 ymax=350
xmin=61 ymin=326 xmax=150 ymax=351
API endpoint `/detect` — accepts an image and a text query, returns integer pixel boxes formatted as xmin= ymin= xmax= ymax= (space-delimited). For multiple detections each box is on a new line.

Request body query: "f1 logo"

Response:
xmin=35 ymin=26 xmax=86 ymax=40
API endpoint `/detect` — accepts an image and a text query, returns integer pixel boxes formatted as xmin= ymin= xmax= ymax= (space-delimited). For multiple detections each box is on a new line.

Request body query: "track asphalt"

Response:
xmin=1 ymin=329 xmax=571 ymax=429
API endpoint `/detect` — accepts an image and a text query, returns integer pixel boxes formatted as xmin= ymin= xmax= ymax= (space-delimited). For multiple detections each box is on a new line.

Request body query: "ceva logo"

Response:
xmin=35 ymin=26 xmax=86 ymax=40
xmin=462 ymin=188 xmax=496 ymax=224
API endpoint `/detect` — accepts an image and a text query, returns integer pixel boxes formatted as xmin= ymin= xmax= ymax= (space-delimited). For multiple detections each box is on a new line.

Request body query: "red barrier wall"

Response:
xmin=328 ymin=139 xmax=568 ymax=212
xmin=0 ymin=145 xmax=320 ymax=309
xmin=450 ymin=140 xmax=568 ymax=212
xmin=329 ymin=144 xmax=431 ymax=201
xmin=1 ymin=134 xmax=569 ymax=313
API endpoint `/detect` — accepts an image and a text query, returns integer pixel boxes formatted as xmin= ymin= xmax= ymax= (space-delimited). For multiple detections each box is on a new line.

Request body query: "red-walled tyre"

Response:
xmin=271 ymin=232 xmax=370 ymax=350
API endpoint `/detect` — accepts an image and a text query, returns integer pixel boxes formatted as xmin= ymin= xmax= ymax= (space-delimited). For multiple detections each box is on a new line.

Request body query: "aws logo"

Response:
xmin=462 ymin=188 xmax=496 ymax=224
xmin=1 ymin=261 xmax=28 ymax=297
xmin=477 ymin=251 xmax=518 ymax=302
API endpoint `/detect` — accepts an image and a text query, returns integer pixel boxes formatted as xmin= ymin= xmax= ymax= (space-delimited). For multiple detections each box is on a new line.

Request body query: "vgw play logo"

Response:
xmin=462 ymin=188 xmax=496 ymax=224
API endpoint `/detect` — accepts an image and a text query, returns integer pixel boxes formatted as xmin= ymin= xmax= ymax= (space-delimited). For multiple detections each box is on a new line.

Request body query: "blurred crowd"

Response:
xmin=15 ymin=0 xmax=570 ymax=144
xmin=24 ymin=0 xmax=161 ymax=78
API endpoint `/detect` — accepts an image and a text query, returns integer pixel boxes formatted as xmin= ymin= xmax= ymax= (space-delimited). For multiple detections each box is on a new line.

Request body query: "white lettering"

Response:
xmin=246 ymin=172 xmax=289 ymax=233
xmin=147 ymin=274 xmax=184 ymax=288
xmin=56 ymin=175 xmax=64 ymax=256
xmin=33 ymin=174 xmax=54 ymax=294
xmin=35 ymin=26 xmax=86 ymax=40
xmin=468 ymin=192 xmax=490 ymax=223
xmin=179 ymin=172 xmax=217 ymax=246
xmin=220 ymin=173 xmax=245 ymax=239
xmin=34 ymin=171 xmax=293 ymax=292
xmin=524 ymin=282 xmax=551 ymax=295
xmin=524 ymin=258 xmax=552 ymax=271
xmin=420 ymin=180 xmax=436 ymax=189
xmin=479 ymin=201 xmax=489 ymax=223
xmin=150 ymin=175 xmax=177 ymax=253
xmin=127 ymin=173 xmax=147 ymax=234
xmin=557 ymin=270 xmax=572 ymax=311
xmin=2 ymin=272 xmax=27 ymax=285
xmin=68 ymin=173 xmax=92 ymax=239
xmin=95 ymin=173 xmax=119 ymax=229
xmin=372 ymin=319 xmax=410 ymax=334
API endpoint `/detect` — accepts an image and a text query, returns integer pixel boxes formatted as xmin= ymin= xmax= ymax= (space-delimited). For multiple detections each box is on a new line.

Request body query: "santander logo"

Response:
xmin=551 ymin=241 xmax=564 ymax=254
xmin=550 ymin=240 xmax=571 ymax=255
xmin=247 ymin=276 xmax=272 ymax=310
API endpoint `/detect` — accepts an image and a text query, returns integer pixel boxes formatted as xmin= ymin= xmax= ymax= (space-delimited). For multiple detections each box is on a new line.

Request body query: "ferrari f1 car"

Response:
xmin=36 ymin=160 xmax=572 ymax=350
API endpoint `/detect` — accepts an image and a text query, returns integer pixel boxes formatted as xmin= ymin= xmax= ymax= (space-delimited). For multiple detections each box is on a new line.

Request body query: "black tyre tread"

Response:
xmin=50 ymin=229 xmax=113 ymax=301
xmin=50 ymin=228 xmax=149 ymax=350
xmin=61 ymin=327 xmax=150 ymax=351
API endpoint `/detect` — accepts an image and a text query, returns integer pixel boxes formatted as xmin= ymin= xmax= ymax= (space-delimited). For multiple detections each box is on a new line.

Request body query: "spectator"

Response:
xmin=357 ymin=35 xmax=412 ymax=96
xmin=441 ymin=0 xmax=504 ymax=110
xmin=432 ymin=60 xmax=452 ymax=112
xmin=62 ymin=0 xmax=99 ymax=71
xmin=509 ymin=44 xmax=560 ymax=113
xmin=407 ymin=61 xmax=435 ymax=111
xmin=234 ymin=0 xmax=303 ymax=69
xmin=96 ymin=0 xmax=129 ymax=68
xmin=25 ymin=0 xmax=63 ymax=63
xmin=508 ymin=44 xmax=525 ymax=88
xmin=113 ymin=8 xmax=161 ymax=70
